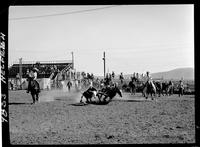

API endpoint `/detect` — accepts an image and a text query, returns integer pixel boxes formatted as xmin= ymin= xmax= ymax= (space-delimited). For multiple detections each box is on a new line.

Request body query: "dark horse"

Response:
xmin=97 ymin=85 xmax=122 ymax=103
xmin=154 ymin=81 xmax=163 ymax=97
xmin=179 ymin=87 xmax=184 ymax=97
xmin=27 ymin=77 xmax=40 ymax=104
xmin=178 ymin=84 xmax=184 ymax=97
xmin=128 ymin=77 xmax=138 ymax=95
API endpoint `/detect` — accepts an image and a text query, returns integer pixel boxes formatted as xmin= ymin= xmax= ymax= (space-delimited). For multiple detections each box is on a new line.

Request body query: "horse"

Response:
xmin=154 ymin=81 xmax=163 ymax=97
xmin=167 ymin=81 xmax=174 ymax=96
xmin=27 ymin=77 xmax=40 ymax=104
xmin=97 ymin=85 xmax=122 ymax=103
xmin=143 ymin=81 xmax=157 ymax=100
xmin=128 ymin=80 xmax=137 ymax=95
xmin=178 ymin=84 xmax=184 ymax=97
xmin=80 ymin=87 xmax=98 ymax=103
xmin=122 ymin=83 xmax=129 ymax=92
xmin=162 ymin=82 xmax=169 ymax=96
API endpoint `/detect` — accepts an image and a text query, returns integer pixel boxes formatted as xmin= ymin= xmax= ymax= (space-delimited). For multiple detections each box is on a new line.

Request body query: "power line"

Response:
xmin=9 ymin=5 xmax=121 ymax=20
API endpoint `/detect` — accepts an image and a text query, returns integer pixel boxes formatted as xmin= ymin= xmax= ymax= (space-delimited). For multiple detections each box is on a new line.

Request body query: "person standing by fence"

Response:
xmin=67 ymin=80 xmax=72 ymax=92
xmin=75 ymin=79 xmax=79 ymax=91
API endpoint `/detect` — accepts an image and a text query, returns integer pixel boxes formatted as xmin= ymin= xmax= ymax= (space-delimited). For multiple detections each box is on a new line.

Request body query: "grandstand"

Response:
xmin=8 ymin=60 xmax=73 ymax=79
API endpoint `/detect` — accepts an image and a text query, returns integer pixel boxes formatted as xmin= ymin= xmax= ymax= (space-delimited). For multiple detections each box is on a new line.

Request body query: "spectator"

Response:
xmin=67 ymin=80 xmax=72 ymax=92
xmin=119 ymin=72 xmax=124 ymax=84
xmin=112 ymin=71 xmax=115 ymax=79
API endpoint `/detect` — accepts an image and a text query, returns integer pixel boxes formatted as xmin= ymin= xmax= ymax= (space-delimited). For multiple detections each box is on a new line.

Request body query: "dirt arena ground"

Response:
xmin=9 ymin=89 xmax=195 ymax=144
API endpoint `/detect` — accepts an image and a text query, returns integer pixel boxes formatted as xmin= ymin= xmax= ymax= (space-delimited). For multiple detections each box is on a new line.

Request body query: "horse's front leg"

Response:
xmin=146 ymin=94 xmax=148 ymax=99
xmin=150 ymin=92 xmax=153 ymax=100
xmin=36 ymin=93 xmax=39 ymax=102
xmin=145 ymin=91 xmax=148 ymax=99
xmin=31 ymin=94 xmax=35 ymax=104
xmin=152 ymin=91 xmax=157 ymax=100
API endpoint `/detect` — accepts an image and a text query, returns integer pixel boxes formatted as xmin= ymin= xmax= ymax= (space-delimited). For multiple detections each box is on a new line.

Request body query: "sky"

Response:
xmin=8 ymin=5 xmax=194 ymax=76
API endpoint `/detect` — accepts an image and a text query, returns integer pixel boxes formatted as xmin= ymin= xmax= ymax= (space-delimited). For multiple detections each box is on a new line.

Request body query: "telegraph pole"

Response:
xmin=71 ymin=51 xmax=74 ymax=70
xmin=19 ymin=58 xmax=22 ymax=89
xmin=103 ymin=52 xmax=106 ymax=78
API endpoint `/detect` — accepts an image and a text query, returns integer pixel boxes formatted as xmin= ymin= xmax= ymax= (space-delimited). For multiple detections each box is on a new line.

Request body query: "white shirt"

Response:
xmin=144 ymin=75 xmax=152 ymax=83
xmin=33 ymin=72 xmax=37 ymax=80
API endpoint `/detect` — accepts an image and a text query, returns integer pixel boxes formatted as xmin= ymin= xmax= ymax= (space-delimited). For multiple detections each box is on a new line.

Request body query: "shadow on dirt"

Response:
xmin=69 ymin=99 xmax=152 ymax=106
xmin=70 ymin=102 xmax=89 ymax=106
xmin=113 ymin=99 xmax=150 ymax=102
xmin=70 ymin=101 xmax=111 ymax=106
xmin=9 ymin=102 xmax=32 ymax=105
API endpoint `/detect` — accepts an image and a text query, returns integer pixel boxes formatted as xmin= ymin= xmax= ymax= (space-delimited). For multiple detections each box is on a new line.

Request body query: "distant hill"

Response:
xmin=151 ymin=67 xmax=194 ymax=80
xmin=94 ymin=67 xmax=194 ymax=81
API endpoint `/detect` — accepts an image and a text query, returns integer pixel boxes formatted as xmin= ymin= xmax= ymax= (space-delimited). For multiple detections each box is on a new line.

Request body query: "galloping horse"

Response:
xmin=27 ymin=77 xmax=40 ymax=104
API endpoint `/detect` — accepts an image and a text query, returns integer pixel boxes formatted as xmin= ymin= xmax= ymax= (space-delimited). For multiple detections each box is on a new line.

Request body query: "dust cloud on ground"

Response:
xmin=38 ymin=87 xmax=83 ymax=103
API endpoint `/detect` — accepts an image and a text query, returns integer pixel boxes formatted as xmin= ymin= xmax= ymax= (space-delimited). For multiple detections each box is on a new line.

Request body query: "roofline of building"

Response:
xmin=11 ymin=60 xmax=72 ymax=65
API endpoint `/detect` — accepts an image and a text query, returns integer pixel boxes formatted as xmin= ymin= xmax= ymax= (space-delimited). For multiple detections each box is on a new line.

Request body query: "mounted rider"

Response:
xmin=144 ymin=71 xmax=156 ymax=91
xmin=178 ymin=80 xmax=184 ymax=89
xmin=26 ymin=67 xmax=40 ymax=93
xmin=119 ymin=72 xmax=124 ymax=84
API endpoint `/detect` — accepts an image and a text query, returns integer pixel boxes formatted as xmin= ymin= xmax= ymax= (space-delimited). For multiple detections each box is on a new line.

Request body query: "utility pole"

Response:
xmin=71 ymin=51 xmax=74 ymax=70
xmin=19 ymin=58 xmax=22 ymax=89
xmin=71 ymin=51 xmax=74 ymax=80
xmin=103 ymin=51 xmax=106 ymax=78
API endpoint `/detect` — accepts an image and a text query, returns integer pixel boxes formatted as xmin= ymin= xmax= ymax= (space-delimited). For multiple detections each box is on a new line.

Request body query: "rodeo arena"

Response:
xmin=8 ymin=57 xmax=195 ymax=144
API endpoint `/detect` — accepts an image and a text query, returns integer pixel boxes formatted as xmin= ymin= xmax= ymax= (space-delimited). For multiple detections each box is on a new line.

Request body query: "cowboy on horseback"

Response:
xmin=143 ymin=71 xmax=157 ymax=98
xmin=26 ymin=67 xmax=40 ymax=93
xmin=178 ymin=80 xmax=184 ymax=97
xmin=119 ymin=72 xmax=124 ymax=84
xmin=145 ymin=71 xmax=156 ymax=89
